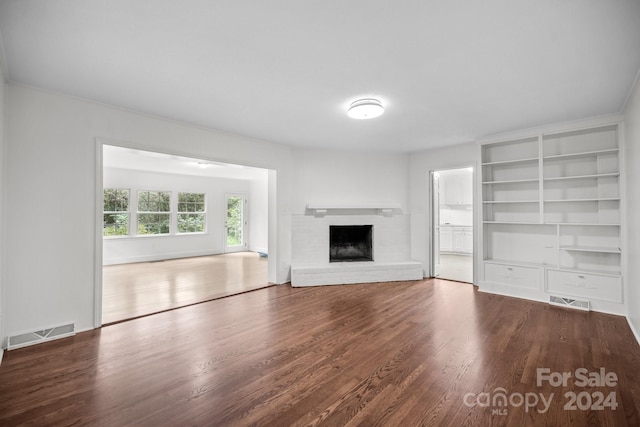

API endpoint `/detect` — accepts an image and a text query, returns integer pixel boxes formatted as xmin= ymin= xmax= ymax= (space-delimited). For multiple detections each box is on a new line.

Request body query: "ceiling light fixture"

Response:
xmin=347 ymin=98 xmax=384 ymax=119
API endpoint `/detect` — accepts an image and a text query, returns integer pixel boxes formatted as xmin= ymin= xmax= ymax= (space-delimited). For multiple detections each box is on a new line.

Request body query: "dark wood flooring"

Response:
xmin=1 ymin=279 xmax=639 ymax=426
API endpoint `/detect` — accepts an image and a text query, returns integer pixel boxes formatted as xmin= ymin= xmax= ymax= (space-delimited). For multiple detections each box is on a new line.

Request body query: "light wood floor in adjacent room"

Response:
xmin=2 ymin=279 xmax=640 ymax=426
xmin=438 ymin=253 xmax=473 ymax=283
xmin=102 ymin=252 xmax=269 ymax=324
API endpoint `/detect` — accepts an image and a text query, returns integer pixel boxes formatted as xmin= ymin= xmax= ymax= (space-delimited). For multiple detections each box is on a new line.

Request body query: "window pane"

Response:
xmin=137 ymin=213 xmax=170 ymax=235
xmin=104 ymin=188 xmax=129 ymax=212
xmin=178 ymin=213 xmax=205 ymax=233
xmin=178 ymin=193 xmax=205 ymax=213
xmin=103 ymin=189 xmax=129 ymax=236
xmin=138 ymin=191 xmax=170 ymax=212
xmin=103 ymin=213 xmax=129 ymax=236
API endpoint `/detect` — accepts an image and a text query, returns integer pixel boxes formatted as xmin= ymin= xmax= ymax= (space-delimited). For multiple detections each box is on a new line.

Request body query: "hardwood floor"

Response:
xmin=102 ymin=252 xmax=269 ymax=324
xmin=2 ymin=279 xmax=640 ymax=426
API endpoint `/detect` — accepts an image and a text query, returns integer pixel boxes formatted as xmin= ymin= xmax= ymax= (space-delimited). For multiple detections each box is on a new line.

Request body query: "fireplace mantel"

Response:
xmin=306 ymin=202 xmax=401 ymax=216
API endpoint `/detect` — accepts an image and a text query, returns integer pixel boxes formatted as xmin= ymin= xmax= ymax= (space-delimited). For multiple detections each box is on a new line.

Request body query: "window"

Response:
xmin=137 ymin=190 xmax=171 ymax=235
xmin=103 ymin=188 xmax=130 ymax=236
xmin=178 ymin=192 xmax=206 ymax=233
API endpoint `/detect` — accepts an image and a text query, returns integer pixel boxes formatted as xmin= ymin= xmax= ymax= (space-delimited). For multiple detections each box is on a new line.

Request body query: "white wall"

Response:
xmin=290 ymin=149 xmax=414 ymax=273
xmin=291 ymin=149 xmax=410 ymax=213
xmin=249 ymin=174 xmax=269 ymax=254
xmin=103 ymin=167 xmax=258 ymax=265
xmin=624 ymin=73 xmax=640 ymax=342
xmin=409 ymin=142 xmax=478 ymax=277
xmin=4 ymin=84 xmax=293 ymax=339
xmin=0 ymin=64 xmax=6 ymax=357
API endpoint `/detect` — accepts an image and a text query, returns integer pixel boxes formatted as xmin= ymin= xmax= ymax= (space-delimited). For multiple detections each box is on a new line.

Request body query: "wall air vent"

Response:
xmin=7 ymin=323 xmax=75 ymax=350
xmin=549 ymin=296 xmax=590 ymax=311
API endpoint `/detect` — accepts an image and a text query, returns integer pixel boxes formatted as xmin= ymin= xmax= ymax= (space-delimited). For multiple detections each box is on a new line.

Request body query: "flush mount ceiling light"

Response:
xmin=347 ymin=98 xmax=384 ymax=119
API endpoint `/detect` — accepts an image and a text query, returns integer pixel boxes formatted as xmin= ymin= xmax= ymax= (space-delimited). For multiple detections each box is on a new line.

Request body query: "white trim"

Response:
xmin=104 ymin=250 xmax=225 ymax=266
xmin=628 ymin=316 xmax=640 ymax=348
xmin=622 ymin=67 xmax=640 ymax=113
xmin=94 ymin=140 xmax=104 ymax=328
xmin=0 ymin=29 xmax=9 ymax=83
xmin=476 ymin=114 xmax=624 ymax=145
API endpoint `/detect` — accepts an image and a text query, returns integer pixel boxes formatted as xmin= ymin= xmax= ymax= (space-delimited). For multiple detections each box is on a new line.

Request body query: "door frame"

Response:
xmin=430 ymin=171 xmax=441 ymax=277
xmin=429 ymin=165 xmax=477 ymax=281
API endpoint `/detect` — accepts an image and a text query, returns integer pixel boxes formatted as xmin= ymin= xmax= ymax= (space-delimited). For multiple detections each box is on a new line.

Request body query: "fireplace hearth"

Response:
xmin=330 ymin=225 xmax=373 ymax=262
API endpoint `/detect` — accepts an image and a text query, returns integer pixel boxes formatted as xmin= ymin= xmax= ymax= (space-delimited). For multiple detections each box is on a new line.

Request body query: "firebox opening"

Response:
xmin=330 ymin=225 xmax=373 ymax=262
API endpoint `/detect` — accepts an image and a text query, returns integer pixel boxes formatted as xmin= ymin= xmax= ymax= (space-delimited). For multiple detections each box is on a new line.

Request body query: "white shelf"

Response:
xmin=559 ymin=246 xmax=621 ymax=254
xmin=483 ymin=178 xmax=539 ymax=185
xmin=483 ymin=221 xmax=543 ymax=225
xmin=483 ymin=200 xmax=538 ymax=204
xmin=483 ymin=258 xmax=552 ymax=269
xmin=481 ymin=157 xmax=538 ymax=166
xmin=543 ymin=173 xmax=619 ymax=182
xmin=544 ymin=198 xmax=620 ymax=203
xmin=556 ymin=222 xmax=620 ymax=226
xmin=543 ymin=148 xmax=619 ymax=161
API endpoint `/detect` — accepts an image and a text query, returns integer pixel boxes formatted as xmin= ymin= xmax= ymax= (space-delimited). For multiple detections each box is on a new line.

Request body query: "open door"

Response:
xmin=225 ymin=194 xmax=247 ymax=253
xmin=431 ymin=171 xmax=441 ymax=277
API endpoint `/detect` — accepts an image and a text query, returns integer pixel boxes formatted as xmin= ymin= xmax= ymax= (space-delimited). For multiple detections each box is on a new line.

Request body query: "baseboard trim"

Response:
xmin=628 ymin=316 xmax=640 ymax=347
xmin=104 ymin=250 xmax=225 ymax=266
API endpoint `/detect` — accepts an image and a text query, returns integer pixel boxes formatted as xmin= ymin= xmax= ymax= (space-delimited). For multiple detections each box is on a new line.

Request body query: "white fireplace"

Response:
xmin=291 ymin=204 xmax=423 ymax=286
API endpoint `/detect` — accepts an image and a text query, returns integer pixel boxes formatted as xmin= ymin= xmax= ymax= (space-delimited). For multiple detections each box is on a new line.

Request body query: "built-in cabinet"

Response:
xmin=480 ymin=123 xmax=624 ymax=312
xmin=440 ymin=226 xmax=453 ymax=252
xmin=440 ymin=225 xmax=472 ymax=254
xmin=442 ymin=173 xmax=473 ymax=206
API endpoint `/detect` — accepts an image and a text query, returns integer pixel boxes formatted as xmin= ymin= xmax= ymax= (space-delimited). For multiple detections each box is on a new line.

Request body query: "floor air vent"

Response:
xmin=549 ymin=296 xmax=590 ymax=311
xmin=8 ymin=323 xmax=75 ymax=350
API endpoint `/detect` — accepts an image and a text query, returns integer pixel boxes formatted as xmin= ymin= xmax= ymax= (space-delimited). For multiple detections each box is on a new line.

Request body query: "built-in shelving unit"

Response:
xmin=479 ymin=123 xmax=624 ymax=312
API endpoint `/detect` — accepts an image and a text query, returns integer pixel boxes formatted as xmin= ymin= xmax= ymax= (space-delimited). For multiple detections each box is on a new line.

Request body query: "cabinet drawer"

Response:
xmin=485 ymin=263 xmax=540 ymax=289
xmin=546 ymin=270 xmax=622 ymax=303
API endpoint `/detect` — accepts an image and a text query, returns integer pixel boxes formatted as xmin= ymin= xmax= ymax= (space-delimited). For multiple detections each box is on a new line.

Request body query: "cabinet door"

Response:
xmin=485 ymin=263 xmax=540 ymax=289
xmin=444 ymin=174 xmax=472 ymax=205
xmin=462 ymin=228 xmax=473 ymax=253
xmin=546 ymin=270 xmax=622 ymax=303
xmin=440 ymin=227 xmax=453 ymax=251
xmin=453 ymin=228 xmax=464 ymax=251
xmin=461 ymin=176 xmax=473 ymax=205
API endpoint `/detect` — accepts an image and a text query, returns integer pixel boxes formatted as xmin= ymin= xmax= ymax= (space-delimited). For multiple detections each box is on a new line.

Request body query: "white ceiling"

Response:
xmin=103 ymin=145 xmax=269 ymax=181
xmin=1 ymin=1 xmax=639 ymax=153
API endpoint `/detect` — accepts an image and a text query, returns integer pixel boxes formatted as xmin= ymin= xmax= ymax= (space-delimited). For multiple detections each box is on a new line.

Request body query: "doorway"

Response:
xmin=432 ymin=167 xmax=474 ymax=283
xmin=224 ymin=194 xmax=247 ymax=253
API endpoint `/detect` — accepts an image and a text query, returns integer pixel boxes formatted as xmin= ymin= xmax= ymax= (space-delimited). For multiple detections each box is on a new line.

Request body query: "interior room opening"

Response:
xmin=432 ymin=167 xmax=474 ymax=283
xmin=100 ymin=144 xmax=272 ymax=324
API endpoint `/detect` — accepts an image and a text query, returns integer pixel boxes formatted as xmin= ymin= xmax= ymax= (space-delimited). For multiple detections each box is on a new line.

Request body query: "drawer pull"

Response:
xmin=578 ymin=275 xmax=585 ymax=279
